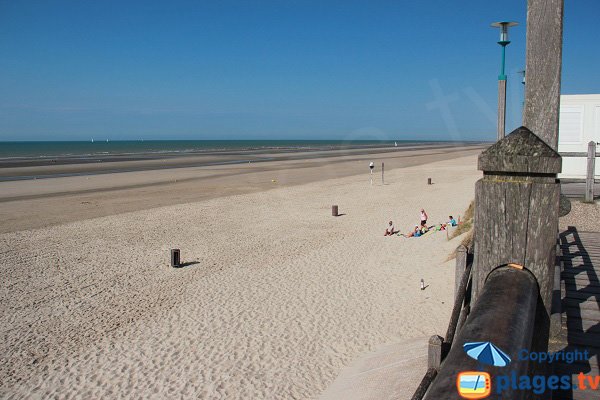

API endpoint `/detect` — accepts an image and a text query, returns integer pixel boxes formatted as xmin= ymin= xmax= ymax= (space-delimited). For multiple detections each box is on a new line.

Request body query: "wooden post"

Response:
xmin=332 ymin=205 xmax=338 ymax=217
xmin=170 ymin=249 xmax=180 ymax=268
xmin=497 ymin=79 xmax=507 ymax=141
xmin=427 ymin=178 xmax=432 ymax=185
xmin=585 ymin=141 xmax=596 ymax=202
xmin=473 ymin=127 xmax=561 ymax=316
xmin=454 ymin=245 xmax=467 ymax=301
xmin=381 ymin=162 xmax=384 ymax=185
xmin=427 ymin=335 xmax=443 ymax=370
xmin=424 ymin=268 xmax=538 ymax=399
xmin=522 ymin=0 xmax=564 ymax=150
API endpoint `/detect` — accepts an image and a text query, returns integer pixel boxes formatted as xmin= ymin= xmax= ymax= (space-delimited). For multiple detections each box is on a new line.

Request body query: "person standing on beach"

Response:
xmin=420 ymin=209 xmax=428 ymax=226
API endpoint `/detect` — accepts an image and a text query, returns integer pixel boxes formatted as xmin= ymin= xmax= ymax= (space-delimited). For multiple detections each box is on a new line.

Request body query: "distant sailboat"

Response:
xmin=91 ymin=138 xmax=94 ymax=143
xmin=106 ymin=139 xmax=109 ymax=143
xmin=394 ymin=141 xmax=398 ymax=147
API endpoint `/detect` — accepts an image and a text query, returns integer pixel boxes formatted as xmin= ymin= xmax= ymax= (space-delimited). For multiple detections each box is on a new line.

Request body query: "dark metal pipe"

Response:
xmin=424 ymin=266 xmax=538 ymax=399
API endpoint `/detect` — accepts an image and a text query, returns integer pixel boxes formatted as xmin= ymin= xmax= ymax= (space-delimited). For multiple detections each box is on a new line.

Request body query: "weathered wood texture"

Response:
xmin=550 ymin=262 xmax=562 ymax=339
xmin=478 ymin=126 xmax=561 ymax=174
xmin=559 ymin=152 xmax=600 ymax=158
xmin=553 ymin=230 xmax=600 ymax=400
xmin=585 ymin=141 xmax=597 ymax=202
xmin=424 ymin=267 xmax=538 ymax=400
xmin=427 ymin=335 xmax=443 ymax=370
xmin=454 ymin=245 xmax=467 ymax=300
xmin=445 ymin=260 xmax=472 ymax=345
xmin=410 ymin=368 xmax=437 ymax=400
xmin=523 ymin=0 xmax=564 ymax=150
xmin=473 ymin=127 xmax=561 ymax=316
xmin=497 ymin=79 xmax=507 ymax=141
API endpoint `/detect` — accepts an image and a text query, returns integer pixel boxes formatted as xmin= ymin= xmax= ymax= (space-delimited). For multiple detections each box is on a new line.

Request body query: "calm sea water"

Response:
xmin=0 ymin=140 xmax=433 ymax=159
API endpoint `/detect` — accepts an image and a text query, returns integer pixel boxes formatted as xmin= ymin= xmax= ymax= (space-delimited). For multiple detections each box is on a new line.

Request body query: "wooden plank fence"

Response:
xmin=559 ymin=141 xmax=598 ymax=202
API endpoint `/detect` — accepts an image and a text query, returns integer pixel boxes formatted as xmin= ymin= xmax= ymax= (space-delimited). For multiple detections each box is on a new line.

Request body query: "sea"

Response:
xmin=0 ymin=139 xmax=472 ymax=181
xmin=0 ymin=140 xmax=437 ymax=160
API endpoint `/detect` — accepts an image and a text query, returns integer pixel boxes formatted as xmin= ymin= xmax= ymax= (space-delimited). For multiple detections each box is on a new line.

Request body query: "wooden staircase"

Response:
xmin=553 ymin=229 xmax=600 ymax=399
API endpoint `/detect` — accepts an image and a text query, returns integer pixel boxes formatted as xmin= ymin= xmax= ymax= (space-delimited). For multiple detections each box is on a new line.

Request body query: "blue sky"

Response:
xmin=0 ymin=0 xmax=598 ymax=141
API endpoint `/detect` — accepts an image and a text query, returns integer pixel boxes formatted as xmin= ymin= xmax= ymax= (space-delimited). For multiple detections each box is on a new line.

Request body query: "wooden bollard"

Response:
xmin=332 ymin=205 xmax=338 ymax=217
xmin=170 ymin=249 xmax=181 ymax=268
xmin=427 ymin=178 xmax=432 ymax=185
xmin=427 ymin=335 xmax=444 ymax=370
xmin=585 ymin=140 xmax=596 ymax=203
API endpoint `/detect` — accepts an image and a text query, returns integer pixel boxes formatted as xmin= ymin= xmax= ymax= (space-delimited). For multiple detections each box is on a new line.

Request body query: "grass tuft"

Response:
xmin=447 ymin=200 xmax=475 ymax=260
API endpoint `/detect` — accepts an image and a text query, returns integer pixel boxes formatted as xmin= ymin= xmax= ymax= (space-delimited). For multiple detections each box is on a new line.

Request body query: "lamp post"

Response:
xmin=491 ymin=21 xmax=518 ymax=141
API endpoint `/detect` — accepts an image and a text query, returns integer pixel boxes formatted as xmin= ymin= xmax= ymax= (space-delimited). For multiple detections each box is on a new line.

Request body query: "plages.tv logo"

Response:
xmin=456 ymin=341 xmax=511 ymax=399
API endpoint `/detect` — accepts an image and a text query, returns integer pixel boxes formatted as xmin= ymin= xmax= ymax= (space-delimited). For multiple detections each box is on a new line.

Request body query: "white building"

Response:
xmin=558 ymin=94 xmax=600 ymax=179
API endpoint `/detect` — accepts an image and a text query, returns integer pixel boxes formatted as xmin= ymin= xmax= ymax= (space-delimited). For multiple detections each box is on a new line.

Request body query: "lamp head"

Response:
xmin=491 ymin=21 xmax=518 ymax=45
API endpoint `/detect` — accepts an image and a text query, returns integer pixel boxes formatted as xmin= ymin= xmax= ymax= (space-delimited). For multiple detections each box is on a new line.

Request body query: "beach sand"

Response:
xmin=1 ymin=150 xmax=482 ymax=399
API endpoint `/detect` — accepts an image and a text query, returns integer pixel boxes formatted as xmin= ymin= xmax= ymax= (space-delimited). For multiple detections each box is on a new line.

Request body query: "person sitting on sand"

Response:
xmin=420 ymin=209 xmax=428 ymax=226
xmin=384 ymin=221 xmax=396 ymax=236
xmin=447 ymin=216 xmax=457 ymax=227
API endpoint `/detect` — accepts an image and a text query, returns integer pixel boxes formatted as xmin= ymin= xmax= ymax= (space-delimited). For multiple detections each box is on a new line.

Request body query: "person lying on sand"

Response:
xmin=399 ymin=225 xmax=421 ymax=238
xmin=384 ymin=221 xmax=396 ymax=236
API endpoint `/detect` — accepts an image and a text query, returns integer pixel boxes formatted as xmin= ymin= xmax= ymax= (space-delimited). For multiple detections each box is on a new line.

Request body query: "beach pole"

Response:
xmin=332 ymin=205 xmax=338 ymax=217
xmin=170 ymin=249 xmax=181 ymax=268
xmin=381 ymin=162 xmax=385 ymax=185
xmin=523 ymin=0 xmax=564 ymax=150
xmin=369 ymin=161 xmax=374 ymax=185
xmin=585 ymin=141 xmax=596 ymax=203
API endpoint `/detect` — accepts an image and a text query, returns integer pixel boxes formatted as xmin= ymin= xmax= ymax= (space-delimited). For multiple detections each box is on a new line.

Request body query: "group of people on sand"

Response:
xmin=384 ymin=208 xmax=458 ymax=237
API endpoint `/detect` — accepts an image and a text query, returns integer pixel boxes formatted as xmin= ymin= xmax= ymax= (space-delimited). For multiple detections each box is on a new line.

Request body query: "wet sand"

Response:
xmin=0 ymin=144 xmax=485 ymax=233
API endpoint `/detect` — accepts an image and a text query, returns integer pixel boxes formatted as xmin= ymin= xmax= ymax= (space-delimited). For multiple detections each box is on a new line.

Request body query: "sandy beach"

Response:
xmin=1 ymin=147 xmax=483 ymax=399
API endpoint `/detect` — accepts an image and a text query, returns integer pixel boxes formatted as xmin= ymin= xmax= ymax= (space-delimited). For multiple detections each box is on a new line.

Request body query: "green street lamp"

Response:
xmin=491 ymin=21 xmax=518 ymax=141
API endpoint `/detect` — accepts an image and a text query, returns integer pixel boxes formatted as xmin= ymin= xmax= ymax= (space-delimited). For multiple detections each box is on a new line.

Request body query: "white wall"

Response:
xmin=558 ymin=94 xmax=600 ymax=178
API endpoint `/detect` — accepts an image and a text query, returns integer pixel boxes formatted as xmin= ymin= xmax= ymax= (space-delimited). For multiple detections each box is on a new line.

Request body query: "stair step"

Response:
xmin=565 ymin=316 xmax=600 ymax=331
xmin=563 ymin=298 xmax=600 ymax=311
xmin=563 ymin=291 xmax=600 ymax=301
xmin=563 ymin=278 xmax=600 ymax=288
xmin=562 ymin=282 xmax=600 ymax=295
xmin=563 ymin=271 xmax=600 ymax=276
xmin=561 ymin=331 xmax=600 ymax=348
xmin=566 ymin=307 xmax=600 ymax=321
xmin=554 ymin=360 xmax=599 ymax=376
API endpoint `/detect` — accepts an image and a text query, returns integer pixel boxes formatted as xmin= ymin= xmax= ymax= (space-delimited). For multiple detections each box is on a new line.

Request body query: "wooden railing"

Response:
xmin=423 ymin=266 xmax=539 ymax=399
xmin=559 ymin=140 xmax=598 ymax=202
xmin=410 ymin=245 xmax=473 ymax=400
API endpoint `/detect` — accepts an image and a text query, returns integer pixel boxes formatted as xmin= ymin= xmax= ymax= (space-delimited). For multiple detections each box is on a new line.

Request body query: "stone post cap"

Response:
xmin=478 ymin=126 xmax=561 ymax=174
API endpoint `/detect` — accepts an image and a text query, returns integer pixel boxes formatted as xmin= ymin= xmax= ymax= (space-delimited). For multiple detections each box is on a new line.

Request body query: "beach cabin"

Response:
xmin=558 ymin=94 xmax=600 ymax=178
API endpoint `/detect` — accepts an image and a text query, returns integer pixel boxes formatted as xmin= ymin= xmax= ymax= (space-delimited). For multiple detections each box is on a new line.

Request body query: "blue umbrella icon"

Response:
xmin=463 ymin=342 xmax=511 ymax=367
